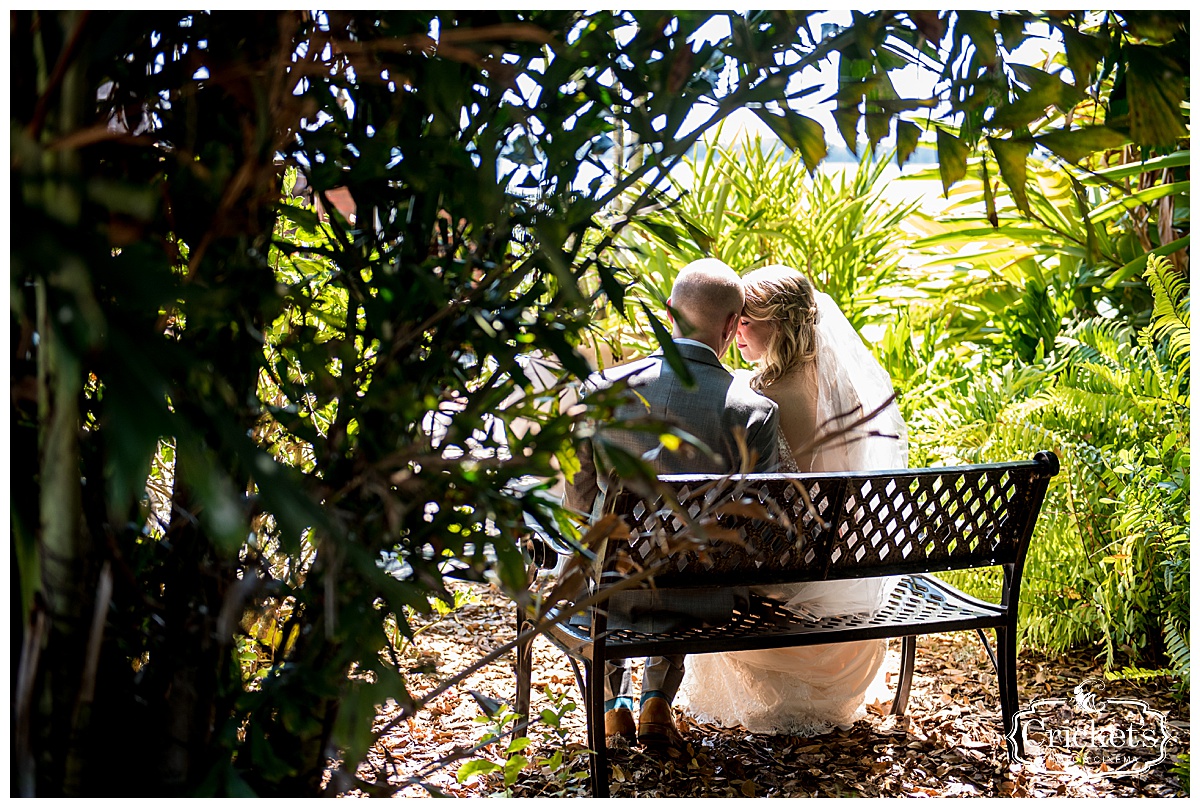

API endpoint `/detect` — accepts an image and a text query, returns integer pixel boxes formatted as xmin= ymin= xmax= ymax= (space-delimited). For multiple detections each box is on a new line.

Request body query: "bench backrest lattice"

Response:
xmin=606 ymin=455 xmax=1056 ymax=590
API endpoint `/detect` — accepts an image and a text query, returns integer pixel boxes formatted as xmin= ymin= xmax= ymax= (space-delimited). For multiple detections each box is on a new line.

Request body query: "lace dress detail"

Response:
xmin=776 ymin=431 xmax=801 ymax=473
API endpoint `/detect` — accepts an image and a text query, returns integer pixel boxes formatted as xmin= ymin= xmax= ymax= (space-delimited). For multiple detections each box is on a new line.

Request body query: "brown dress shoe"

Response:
xmin=637 ymin=696 xmax=684 ymax=748
xmin=604 ymin=706 xmax=636 ymax=745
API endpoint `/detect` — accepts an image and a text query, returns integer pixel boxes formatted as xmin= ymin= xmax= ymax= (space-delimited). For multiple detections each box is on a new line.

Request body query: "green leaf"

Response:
xmin=555 ymin=443 xmax=582 ymax=484
xmin=1058 ymin=25 xmax=1106 ymax=88
xmin=911 ymin=225 xmax=1061 ymax=249
xmin=936 ymin=128 xmax=969 ymax=196
xmin=917 ymin=246 xmax=1036 ymax=268
xmin=368 ymin=568 xmax=432 ymax=616
xmin=175 ymin=438 xmax=247 ymax=554
xmin=1125 ymin=44 xmax=1188 ymax=148
xmin=1034 ymin=126 xmax=1130 ymax=164
xmin=331 ymin=681 xmax=381 ymax=770
xmin=990 ymin=68 xmax=1073 ymax=130
xmin=989 ymin=136 xmax=1033 ymax=215
xmin=277 ymin=201 xmax=323 ymax=233
xmin=833 ymin=106 xmax=860 ymax=156
xmin=996 ymin=13 xmax=1029 ymax=51
xmin=1102 ymin=235 xmax=1191 ymax=290
xmin=862 ymin=67 xmax=901 ymax=111
xmin=639 ymin=218 xmax=681 ymax=250
xmin=864 ymin=112 xmax=890 ymax=154
xmin=537 ymin=325 xmax=593 ymax=381
xmin=711 ymin=179 xmax=732 ymax=235
xmin=872 ymin=97 xmax=939 ymax=115
xmin=895 ymin=120 xmax=921 ymax=169
xmin=981 ymin=158 xmax=998 ymax=227
xmin=246 ymin=723 xmax=297 ymax=779
xmin=1089 ymin=182 xmax=1190 ymax=224
xmin=955 ymin=11 xmax=998 ymax=68
xmin=224 ymin=767 xmax=258 ymax=798
xmin=754 ymin=109 xmax=827 ymax=175
xmin=833 ymin=58 xmax=864 ymax=156
xmin=506 ymin=736 xmax=532 ymax=754
xmin=10 ymin=507 xmax=39 ymax=625
xmin=504 ymin=754 xmax=529 ymax=786
xmin=594 ymin=261 xmax=627 ymax=312
xmin=1068 ymin=174 xmax=1100 ymax=264
xmin=86 ymin=178 xmax=160 ymax=220
xmin=674 ymin=211 xmax=715 ymax=255
xmin=457 ymin=759 xmax=502 ymax=783
xmin=491 ymin=531 xmax=531 ymax=595
xmin=1085 ymin=150 xmax=1190 ymax=183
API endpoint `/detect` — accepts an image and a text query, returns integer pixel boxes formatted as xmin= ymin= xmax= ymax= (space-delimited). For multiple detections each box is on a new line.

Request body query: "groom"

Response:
xmin=565 ymin=258 xmax=780 ymax=748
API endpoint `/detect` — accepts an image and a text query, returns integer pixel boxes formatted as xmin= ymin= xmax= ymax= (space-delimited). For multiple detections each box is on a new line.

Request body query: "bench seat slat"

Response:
xmin=543 ymin=573 xmax=1004 ymax=662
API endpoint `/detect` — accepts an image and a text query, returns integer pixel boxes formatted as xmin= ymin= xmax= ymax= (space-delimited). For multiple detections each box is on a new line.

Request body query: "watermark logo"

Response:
xmin=1007 ymin=677 xmax=1171 ymax=778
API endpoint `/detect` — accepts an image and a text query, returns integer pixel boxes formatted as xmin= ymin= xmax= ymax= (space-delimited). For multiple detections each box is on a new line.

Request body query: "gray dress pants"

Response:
xmin=604 ymin=655 xmax=685 ymax=703
xmin=600 ymin=586 xmax=748 ymax=703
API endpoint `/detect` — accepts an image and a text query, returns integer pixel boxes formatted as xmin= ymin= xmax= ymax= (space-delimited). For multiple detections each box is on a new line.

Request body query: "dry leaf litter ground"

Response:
xmin=361 ymin=581 xmax=1189 ymax=798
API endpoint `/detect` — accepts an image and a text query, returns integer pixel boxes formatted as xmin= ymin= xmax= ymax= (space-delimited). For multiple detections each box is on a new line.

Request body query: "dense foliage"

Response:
xmin=811 ymin=11 xmax=1189 ymax=214
xmin=617 ymin=139 xmax=917 ymax=334
xmin=12 ymin=9 xmax=847 ymax=797
xmin=10 ymin=9 xmax=1188 ymax=798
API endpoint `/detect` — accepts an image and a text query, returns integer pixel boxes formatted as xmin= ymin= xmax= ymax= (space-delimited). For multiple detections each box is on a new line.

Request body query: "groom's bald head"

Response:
xmin=667 ymin=258 xmax=745 ymax=353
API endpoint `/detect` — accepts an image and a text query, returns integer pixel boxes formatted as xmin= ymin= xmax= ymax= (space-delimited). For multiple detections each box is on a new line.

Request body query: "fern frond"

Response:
xmin=1144 ymin=254 xmax=1190 ymax=327
xmin=1143 ymin=254 xmax=1190 ymax=375
xmin=1103 ymin=666 xmax=1176 ymax=682
xmin=1036 ymin=383 xmax=1146 ymax=439
xmin=1138 ymin=328 xmax=1191 ymax=410
xmin=1164 ymin=614 xmax=1191 ymax=686
xmin=1060 ymin=317 xmax=1135 ymax=370
xmin=1055 ymin=309 xmax=1188 ymax=422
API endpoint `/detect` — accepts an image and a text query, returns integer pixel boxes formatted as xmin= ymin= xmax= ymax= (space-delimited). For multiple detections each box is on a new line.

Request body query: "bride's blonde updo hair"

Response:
xmin=741 ymin=265 xmax=820 ymax=390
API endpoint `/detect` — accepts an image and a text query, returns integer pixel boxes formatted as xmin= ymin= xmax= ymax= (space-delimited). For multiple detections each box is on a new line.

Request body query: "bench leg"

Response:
xmin=890 ymin=635 xmax=917 ymax=716
xmin=995 ymin=625 xmax=1023 ymax=760
xmin=976 ymin=628 xmax=999 ymax=673
xmin=514 ymin=609 xmax=535 ymax=740
xmin=583 ymin=659 xmax=610 ymax=798
xmin=566 ymin=655 xmax=587 ymax=707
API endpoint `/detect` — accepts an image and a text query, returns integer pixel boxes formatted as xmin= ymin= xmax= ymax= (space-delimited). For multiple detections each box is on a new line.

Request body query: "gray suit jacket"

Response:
xmin=565 ymin=341 xmax=780 ymax=516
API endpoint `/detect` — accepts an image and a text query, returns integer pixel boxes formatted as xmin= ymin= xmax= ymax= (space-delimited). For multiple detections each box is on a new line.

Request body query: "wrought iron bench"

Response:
xmin=515 ymin=451 xmax=1059 ymax=797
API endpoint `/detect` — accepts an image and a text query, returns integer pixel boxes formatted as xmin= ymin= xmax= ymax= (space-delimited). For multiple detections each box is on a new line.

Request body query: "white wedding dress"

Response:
xmin=677 ymin=292 xmax=908 ymax=735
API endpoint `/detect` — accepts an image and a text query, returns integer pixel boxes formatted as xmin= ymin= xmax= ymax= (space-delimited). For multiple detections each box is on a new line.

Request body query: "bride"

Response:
xmin=677 ymin=264 xmax=909 ymax=735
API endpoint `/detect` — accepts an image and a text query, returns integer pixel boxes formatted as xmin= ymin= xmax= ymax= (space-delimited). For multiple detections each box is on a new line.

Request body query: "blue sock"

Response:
xmin=605 ymin=697 xmax=634 ymax=712
xmin=640 ymin=690 xmax=669 ymax=707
